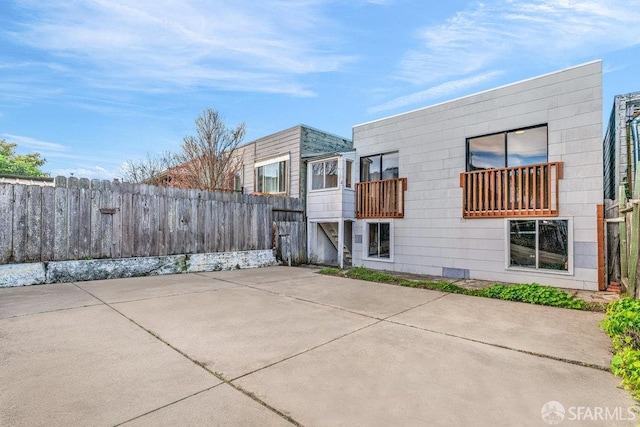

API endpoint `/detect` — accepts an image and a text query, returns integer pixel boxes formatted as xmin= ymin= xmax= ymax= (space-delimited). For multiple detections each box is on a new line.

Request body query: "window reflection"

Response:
xmin=509 ymin=219 xmax=568 ymax=271
xmin=468 ymin=134 xmax=505 ymax=170
xmin=368 ymin=222 xmax=390 ymax=258
xmin=507 ymin=126 xmax=548 ymax=167
xmin=467 ymin=125 xmax=548 ymax=171
xmin=360 ymin=153 xmax=399 ymax=182
xmin=311 ymin=159 xmax=339 ymax=190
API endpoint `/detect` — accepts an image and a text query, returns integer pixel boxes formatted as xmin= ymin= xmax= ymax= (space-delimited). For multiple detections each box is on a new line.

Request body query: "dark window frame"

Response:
xmin=360 ymin=152 xmax=399 ymax=182
xmin=508 ymin=218 xmax=569 ymax=272
xmin=366 ymin=221 xmax=391 ymax=260
xmin=466 ymin=124 xmax=548 ymax=172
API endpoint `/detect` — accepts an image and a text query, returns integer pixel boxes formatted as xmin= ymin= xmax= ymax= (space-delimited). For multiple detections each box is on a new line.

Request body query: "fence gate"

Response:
xmin=272 ymin=200 xmax=307 ymax=266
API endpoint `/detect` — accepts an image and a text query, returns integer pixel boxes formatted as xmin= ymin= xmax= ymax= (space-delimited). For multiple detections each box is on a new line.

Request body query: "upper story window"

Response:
xmin=311 ymin=159 xmax=338 ymax=190
xmin=255 ymin=154 xmax=289 ymax=194
xmin=345 ymin=160 xmax=353 ymax=189
xmin=360 ymin=152 xmax=399 ymax=182
xmin=467 ymin=125 xmax=548 ymax=171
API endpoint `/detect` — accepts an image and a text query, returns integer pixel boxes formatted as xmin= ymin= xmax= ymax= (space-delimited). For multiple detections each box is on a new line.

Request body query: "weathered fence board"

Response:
xmin=0 ymin=185 xmax=13 ymax=263
xmin=76 ymin=179 xmax=89 ymax=259
xmin=53 ymin=184 xmax=68 ymax=261
xmin=274 ymin=221 xmax=307 ymax=265
xmin=0 ymin=177 xmax=306 ymax=265
xmin=26 ymin=185 xmax=42 ymax=262
xmin=41 ymin=186 xmax=55 ymax=262
xmin=12 ymin=185 xmax=27 ymax=263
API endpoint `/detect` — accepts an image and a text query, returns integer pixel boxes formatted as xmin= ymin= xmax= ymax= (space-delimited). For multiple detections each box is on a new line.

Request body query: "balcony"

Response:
xmin=460 ymin=162 xmax=563 ymax=218
xmin=356 ymin=177 xmax=407 ymax=218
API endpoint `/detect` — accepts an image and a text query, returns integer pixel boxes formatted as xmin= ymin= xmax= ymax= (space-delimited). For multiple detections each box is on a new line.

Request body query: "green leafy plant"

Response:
xmin=319 ymin=267 xmax=586 ymax=310
xmin=600 ymin=298 xmax=640 ymax=398
xmin=480 ymin=283 xmax=585 ymax=310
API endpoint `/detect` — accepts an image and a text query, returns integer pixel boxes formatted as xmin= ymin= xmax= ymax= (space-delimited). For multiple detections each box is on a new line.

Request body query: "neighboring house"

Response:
xmin=305 ymin=151 xmax=356 ymax=268
xmin=235 ymin=124 xmax=352 ymax=202
xmin=0 ymin=175 xmax=54 ymax=186
xmin=350 ymin=61 xmax=603 ymax=291
xmin=603 ymin=91 xmax=640 ymax=202
xmin=233 ymin=125 xmax=353 ymax=266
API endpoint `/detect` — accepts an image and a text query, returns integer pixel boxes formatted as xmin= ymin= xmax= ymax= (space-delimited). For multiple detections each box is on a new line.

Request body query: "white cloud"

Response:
xmin=7 ymin=0 xmax=353 ymax=97
xmin=2 ymin=133 xmax=68 ymax=152
xmin=398 ymin=0 xmax=640 ymax=85
xmin=369 ymin=70 xmax=504 ymax=113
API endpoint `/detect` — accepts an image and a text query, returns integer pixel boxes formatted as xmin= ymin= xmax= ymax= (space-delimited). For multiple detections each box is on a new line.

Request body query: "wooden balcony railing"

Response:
xmin=460 ymin=162 xmax=563 ymax=218
xmin=356 ymin=178 xmax=407 ymax=218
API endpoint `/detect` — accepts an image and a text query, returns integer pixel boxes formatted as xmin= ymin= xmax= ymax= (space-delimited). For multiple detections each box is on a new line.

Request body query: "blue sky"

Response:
xmin=1 ymin=0 xmax=639 ymax=180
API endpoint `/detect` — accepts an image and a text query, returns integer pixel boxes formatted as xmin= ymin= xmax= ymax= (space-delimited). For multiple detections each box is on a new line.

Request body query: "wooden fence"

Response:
xmin=0 ymin=176 xmax=306 ymax=265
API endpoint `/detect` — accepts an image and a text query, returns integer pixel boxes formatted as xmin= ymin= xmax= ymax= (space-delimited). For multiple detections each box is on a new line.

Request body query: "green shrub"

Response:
xmin=319 ymin=268 xmax=585 ymax=310
xmin=601 ymin=298 xmax=640 ymax=338
xmin=318 ymin=267 xmax=342 ymax=276
xmin=344 ymin=267 xmax=399 ymax=283
xmin=480 ymin=283 xmax=585 ymax=310
xmin=600 ymin=298 xmax=640 ymax=398
xmin=611 ymin=347 xmax=640 ymax=398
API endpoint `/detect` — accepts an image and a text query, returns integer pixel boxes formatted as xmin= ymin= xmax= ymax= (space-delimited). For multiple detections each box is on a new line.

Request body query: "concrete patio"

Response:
xmin=0 ymin=266 xmax=636 ymax=426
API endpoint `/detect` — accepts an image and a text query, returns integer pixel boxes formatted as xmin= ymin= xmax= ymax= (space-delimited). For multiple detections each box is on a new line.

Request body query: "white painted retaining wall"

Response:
xmin=0 ymin=250 xmax=277 ymax=287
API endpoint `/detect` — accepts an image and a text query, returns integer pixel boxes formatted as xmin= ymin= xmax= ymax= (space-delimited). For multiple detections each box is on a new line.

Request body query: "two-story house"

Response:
xmin=234 ymin=125 xmax=353 ymax=265
xmin=235 ymin=124 xmax=352 ymax=201
xmin=350 ymin=61 xmax=604 ymax=291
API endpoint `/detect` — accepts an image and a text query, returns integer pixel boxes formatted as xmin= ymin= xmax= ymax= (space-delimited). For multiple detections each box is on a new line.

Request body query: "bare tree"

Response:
xmin=176 ymin=108 xmax=246 ymax=191
xmin=120 ymin=151 xmax=179 ymax=185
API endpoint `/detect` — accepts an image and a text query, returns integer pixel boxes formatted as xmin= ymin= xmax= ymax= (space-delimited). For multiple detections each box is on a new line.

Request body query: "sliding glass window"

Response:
xmin=467 ymin=125 xmax=548 ymax=171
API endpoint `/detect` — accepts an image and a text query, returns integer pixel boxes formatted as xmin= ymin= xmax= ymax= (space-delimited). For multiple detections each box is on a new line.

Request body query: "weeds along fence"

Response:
xmin=0 ymin=176 xmax=306 ymax=265
xmin=608 ymin=161 xmax=640 ymax=298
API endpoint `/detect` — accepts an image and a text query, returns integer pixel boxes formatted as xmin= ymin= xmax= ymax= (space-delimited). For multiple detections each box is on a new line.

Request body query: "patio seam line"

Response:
xmin=224 ymin=287 xmax=451 ymax=382
xmin=75 ymin=282 xmax=243 ymax=305
xmin=383 ymin=318 xmax=611 ymax=372
xmin=193 ymin=271 xmax=320 ymax=286
xmin=228 ymin=319 xmax=382 ymax=383
xmin=209 ymin=275 xmax=452 ymax=322
xmin=186 ymin=275 xmax=610 ymax=373
xmin=114 ymin=383 xmax=224 ymax=426
xmin=0 ymin=302 xmax=104 ymax=320
xmin=227 ymin=297 xmax=456 ymax=381
xmin=72 ymin=283 xmax=304 ymax=427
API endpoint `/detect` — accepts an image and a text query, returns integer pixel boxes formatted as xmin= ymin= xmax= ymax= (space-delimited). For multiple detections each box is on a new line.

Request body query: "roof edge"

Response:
xmin=354 ymin=59 xmax=602 ymax=129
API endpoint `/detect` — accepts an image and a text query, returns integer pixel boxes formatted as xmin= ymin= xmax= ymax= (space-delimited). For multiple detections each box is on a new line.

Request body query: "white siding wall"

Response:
xmin=306 ymin=153 xmax=356 ymax=220
xmin=352 ymin=61 xmax=603 ymax=290
xmin=235 ymin=126 xmax=303 ymax=197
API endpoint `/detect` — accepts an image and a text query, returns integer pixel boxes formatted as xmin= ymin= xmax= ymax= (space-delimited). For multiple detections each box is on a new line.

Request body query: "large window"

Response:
xmin=256 ymin=159 xmax=288 ymax=194
xmin=311 ymin=159 xmax=338 ymax=190
xmin=360 ymin=152 xmax=399 ymax=182
xmin=467 ymin=125 xmax=548 ymax=171
xmin=509 ymin=219 xmax=569 ymax=271
xmin=366 ymin=222 xmax=391 ymax=259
